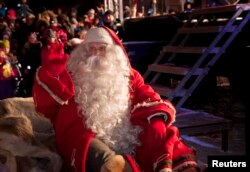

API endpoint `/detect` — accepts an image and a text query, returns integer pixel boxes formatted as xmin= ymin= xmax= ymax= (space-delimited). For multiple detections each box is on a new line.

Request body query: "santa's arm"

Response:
xmin=129 ymin=69 xmax=176 ymax=127
xmin=32 ymin=41 xmax=74 ymax=122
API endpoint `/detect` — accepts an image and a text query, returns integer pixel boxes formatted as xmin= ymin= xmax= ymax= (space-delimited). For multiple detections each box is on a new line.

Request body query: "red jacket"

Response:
xmin=33 ymin=68 xmax=196 ymax=172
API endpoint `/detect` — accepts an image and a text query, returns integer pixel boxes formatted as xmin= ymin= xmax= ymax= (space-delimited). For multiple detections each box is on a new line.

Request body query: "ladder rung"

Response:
xmin=148 ymin=64 xmax=205 ymax=75
xmin=192 ymin=5 xmax=237 ymax=14
xmin=178 ymin=25 xmax=236 ymax=33
xmin=148 ymin=64 xmax=189 ymax=75
xmin=163 ymin=46 xmax=220 ymax=54
xmin=149 ymin=83 xmax=186 ymax=97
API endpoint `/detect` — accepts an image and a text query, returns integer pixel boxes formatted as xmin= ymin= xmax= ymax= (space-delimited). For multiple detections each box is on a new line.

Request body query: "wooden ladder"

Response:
xmin=143 ymin=4 xmax=250 ymax=110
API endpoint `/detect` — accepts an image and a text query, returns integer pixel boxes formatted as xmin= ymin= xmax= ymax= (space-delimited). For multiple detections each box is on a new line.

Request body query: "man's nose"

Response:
xmin=91 ymin=48 xmax=105 ymax=56
xmin=91 ymin=49 xmax=102 ymax=56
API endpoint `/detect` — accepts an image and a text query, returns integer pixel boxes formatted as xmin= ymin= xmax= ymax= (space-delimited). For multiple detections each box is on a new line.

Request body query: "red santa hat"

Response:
xmin=84 ymin=26 xmax=114 ymax=45
xmin=84 ymin=26 xmax=128 ymax=57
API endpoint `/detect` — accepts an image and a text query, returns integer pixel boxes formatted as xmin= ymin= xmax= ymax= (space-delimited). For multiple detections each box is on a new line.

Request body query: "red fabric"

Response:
xmin=41 ymin=41 xmax=68 ymax=76
xmin=33 ymin=67 xmax=74 ymax=122
xmin=54 ymin=102 xmax=94 ymax=172
xmin=172 ymin=138 xmax=198 ymax=171
xmin=135 ymin=126 xmax=197 ymax=172
xmin=144 ymin=118 xmax=167 ymax=150
xmin=130 ymin=69 xmax=175 ymax=127
xmin=33 ymin=81 xmax=60 ymax=121
xmin=7 ymin=9 xmax=16 ymax=20
xmin=52 ymin=26 xmax=68 ymax=44
xmin=101 ymin=26 xmax=128 ymax=56
xmin=37 ymin=67 xmax=74 ymax=101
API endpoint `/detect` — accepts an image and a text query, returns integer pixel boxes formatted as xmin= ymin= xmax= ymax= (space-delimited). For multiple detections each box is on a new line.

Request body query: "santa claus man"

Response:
xmin=32 ymin=26 xmax=199 ymax=172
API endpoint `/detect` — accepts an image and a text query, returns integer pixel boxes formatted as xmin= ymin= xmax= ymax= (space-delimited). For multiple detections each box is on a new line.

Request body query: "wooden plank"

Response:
xmin=149 ymin=83 xmax=186 ymax=97
xmin=192 ymin=5 xmax=237 ymax=14
xmin=178 ymin=25 xmax=236 ymax=33
xmin=175 ymin=109 xmax=231 ymax=130
xmin=149 ymin=83 xmax=172 ymax=97
xmin=174 ymin=108 xmax=231 ymax=151
xmin=148 ymin=64 xmax=190 ymax=75
xmin=163 ymin=46 xmax=220 ymax=54
xmin=224 ymin=0 xmax=240 ymax=5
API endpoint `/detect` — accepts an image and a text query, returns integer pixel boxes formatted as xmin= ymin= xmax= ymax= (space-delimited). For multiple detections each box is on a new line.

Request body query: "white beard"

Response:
xmin=71 ymin=44 xmax=142 ymax=154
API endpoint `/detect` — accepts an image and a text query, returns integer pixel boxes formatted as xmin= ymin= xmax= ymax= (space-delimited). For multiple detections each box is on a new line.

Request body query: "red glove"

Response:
xmin=145 ymin=117 xmax=166 ymax=149
xmin=41 ymin=41 xmax=68 ymax=76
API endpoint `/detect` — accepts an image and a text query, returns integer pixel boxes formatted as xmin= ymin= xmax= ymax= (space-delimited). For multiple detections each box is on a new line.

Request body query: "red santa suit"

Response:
xmin=33 ymin=26 xmax=198 ymax=172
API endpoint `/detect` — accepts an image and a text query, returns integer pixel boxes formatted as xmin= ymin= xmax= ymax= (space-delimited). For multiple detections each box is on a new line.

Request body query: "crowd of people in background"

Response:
xmin=0 ymin=0 xmax=126 ymax=100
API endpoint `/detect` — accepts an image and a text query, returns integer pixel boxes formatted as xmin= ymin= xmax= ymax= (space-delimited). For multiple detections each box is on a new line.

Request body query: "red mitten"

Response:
xmin=36 ymin=41 xmax=74 ymax=107
xmin=145 ymin=117 xmax=166 ymax=149
xmin=41 ymin=41 xmax=68 ymax=76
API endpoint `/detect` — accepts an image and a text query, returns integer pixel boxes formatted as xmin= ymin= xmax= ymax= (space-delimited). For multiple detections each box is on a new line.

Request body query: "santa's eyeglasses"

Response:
xmin=87 ymin=43 xmax=107 ymax=55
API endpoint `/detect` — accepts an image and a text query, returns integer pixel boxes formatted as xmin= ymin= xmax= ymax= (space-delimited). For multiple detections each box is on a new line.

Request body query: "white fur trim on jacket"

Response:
xmin=147 ymin=112 xmax=168 ymax=123
xmin=131 ymin=100 xmax=176 ymax=125
xmin=131 ymin=100 xmax=176 ymax=115
xmin=35 ymin=69 xmax=68 ymax=105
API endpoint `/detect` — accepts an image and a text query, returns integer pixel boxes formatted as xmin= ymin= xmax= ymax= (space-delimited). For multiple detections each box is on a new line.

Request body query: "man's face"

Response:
xmin=104 ymin=14 xmax=114 ymax=23
xmin=21 ymin=0 xmax=27 ymax=4
xmin=88 ymin=10 xmax=95 ymax=20
xmin=87 ymin=42 xmax=107 ymax=57
xmin=28 ymin=32 xmax=37 ymax=43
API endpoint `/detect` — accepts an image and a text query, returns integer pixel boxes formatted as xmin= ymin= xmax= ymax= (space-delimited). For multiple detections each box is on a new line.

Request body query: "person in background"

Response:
xmin=85 ymin=8 xmax=96 ymax=29
xmin=18 ymin=31 xmax=42 ymax=97
xmin=103 ymin=10 xmax=124 ymax=39
xmin=68 ymin=7 xmax=78 ymax=26
xmin=184 ymin=0 xmax=193 ymax=13
xmin=96 ymin=2 xmax=105 ymax=22
xmin=206 ymin=0 xmax=228 ymax=7
xmin=16 ymin=0 xmax=34 ymax=19
xmin=40 ymin=11 xmax=68 ymax=51
xmin=103 ymin=10 xmax=117 ymax=32
xmin=68 ymin=29 xmax=87 ymax=50
xmin=124 ymin=5 xmax=131 ymax=20
xmin=0 ymin=0 xmax=6 ymax=18
xmin=32 ymin=26 xmax=199 ymax=172
xmin=0 ymin=41 xmax=16 ymax=99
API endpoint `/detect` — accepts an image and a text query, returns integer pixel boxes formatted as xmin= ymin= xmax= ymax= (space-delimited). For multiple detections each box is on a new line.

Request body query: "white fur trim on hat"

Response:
xmin=84 ymin=27 xmax=114 ymax=44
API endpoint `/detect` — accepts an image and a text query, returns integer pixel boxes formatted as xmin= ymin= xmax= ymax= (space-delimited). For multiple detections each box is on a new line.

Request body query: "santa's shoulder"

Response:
xmin=130 ymin=68 xmax=142 ymax=79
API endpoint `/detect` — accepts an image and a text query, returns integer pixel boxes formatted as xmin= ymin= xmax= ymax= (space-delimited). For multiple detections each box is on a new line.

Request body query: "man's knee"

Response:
xmin=87 ymin=138 xmax=133 ymax=172
xmin=100 ymin=155 xmax=133 ymax=172
xmin=86 ymin=138 xmax=116 ymax=172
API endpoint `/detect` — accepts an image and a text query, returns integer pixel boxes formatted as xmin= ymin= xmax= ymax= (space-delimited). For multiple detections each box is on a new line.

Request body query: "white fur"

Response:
xmin=0 ymin=98 xmax=62 ymax=172
xmin=68 ymin=44 xmax=142 ymax=154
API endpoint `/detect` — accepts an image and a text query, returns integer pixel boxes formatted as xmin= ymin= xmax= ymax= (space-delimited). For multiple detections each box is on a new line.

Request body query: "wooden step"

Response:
xmin=192 ymin=5 xmax=237 ymax=14
xmin=178 ymin=25 xmax=236 ymax=34
xmin=148 ymin=63 xmax=205 ymax=75
xmin=149 ymin=83 xmax=186 ymax=97
xmin=174 ymin=108 xmax=231 ymax=151
xmin=163 ymin=46 xmax=220 ymax=54
xmin=148 ymin=64 xmax=189 ymax=75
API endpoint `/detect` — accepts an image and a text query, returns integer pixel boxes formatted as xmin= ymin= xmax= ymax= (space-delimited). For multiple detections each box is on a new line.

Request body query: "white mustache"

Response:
xmin=84 ymin=55 xmax=111 ymax=71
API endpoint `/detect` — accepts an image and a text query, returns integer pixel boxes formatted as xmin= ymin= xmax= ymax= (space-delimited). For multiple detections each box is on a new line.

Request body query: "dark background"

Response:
xmin=3 ymin=0 xmax=97 ymax=15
